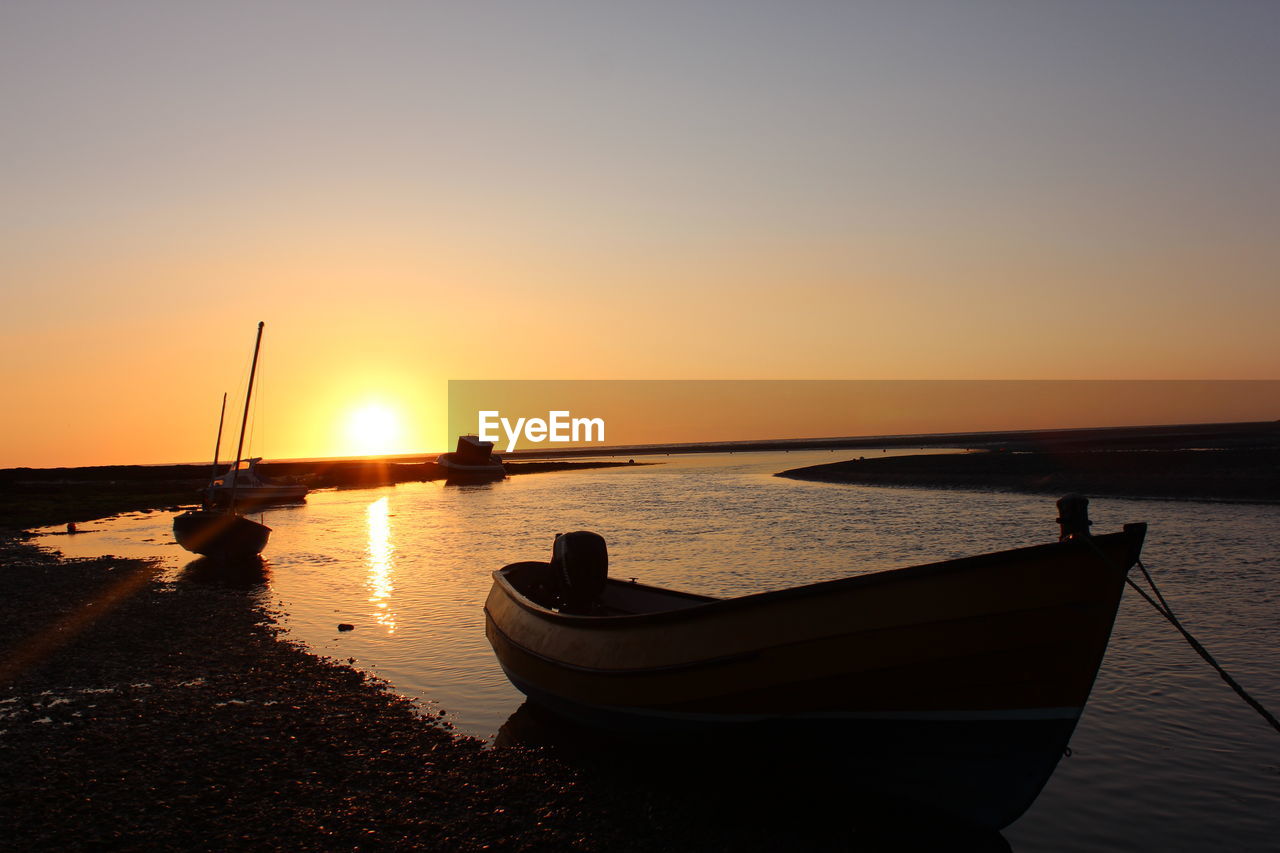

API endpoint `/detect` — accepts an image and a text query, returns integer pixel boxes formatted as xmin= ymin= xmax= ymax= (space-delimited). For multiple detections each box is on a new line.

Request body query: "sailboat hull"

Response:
xmin=209 ymin=484 xmax=309 ymax=508
xmin=173 ymin=509 xmax=270 ymax=558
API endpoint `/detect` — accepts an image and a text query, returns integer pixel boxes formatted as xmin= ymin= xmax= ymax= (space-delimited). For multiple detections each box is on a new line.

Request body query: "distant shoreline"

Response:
xmin=7 ymin=419 xmax=1275 ymax=471
xmin=496 ymin=419 xmax=1280 ymax=459
xmin=777 ymin=447 xmax=1280 ymax=504
xmin=3 ymin=420 xmax=1276 ymax=527
xmin=0 ymin=460 xmax=639 ymax=532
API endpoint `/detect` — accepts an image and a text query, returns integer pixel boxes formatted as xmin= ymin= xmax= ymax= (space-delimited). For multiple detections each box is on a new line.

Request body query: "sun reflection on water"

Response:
xmin=366 ymin=496 xmax=397 ymax=633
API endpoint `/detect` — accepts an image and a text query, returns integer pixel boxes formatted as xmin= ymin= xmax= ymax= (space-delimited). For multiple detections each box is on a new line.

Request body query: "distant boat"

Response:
xmin=435 ymin=435 xmax=507 ymax=483
xmin=207 ymin=457 xmax=308 ymax=507
xmin=484 ymin=499 xmax=1147 ymax=829
xmin=174 ymin=322 xmax=273 ymax=558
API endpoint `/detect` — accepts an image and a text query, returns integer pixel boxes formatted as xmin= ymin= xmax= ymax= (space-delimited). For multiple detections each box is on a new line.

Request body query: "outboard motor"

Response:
xmin=551 ymin=531 xmax=608 ymax=612
xmin=1057 ymin=494 xmax=1092 ymax=541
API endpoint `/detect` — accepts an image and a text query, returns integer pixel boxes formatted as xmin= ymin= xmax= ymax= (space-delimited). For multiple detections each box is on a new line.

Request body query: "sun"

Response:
xmin=344 ymin=403 xmax=403 ymax=457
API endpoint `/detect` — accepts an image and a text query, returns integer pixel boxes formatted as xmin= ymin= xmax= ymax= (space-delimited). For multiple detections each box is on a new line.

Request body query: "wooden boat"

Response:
xmin=484 ymin=499 xmax=1146 ymax=829
xmin=207 ymin=457 xmax=308 ymax=507
xmin=173 ymin=322 xmax=272 ymax=558
xmin=435 ymin=435 xmax=507 ymax=483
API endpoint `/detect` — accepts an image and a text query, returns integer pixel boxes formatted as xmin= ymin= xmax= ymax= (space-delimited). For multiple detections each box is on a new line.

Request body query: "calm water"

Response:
xmin=37 ymin=450 xmax=1280 ymax=851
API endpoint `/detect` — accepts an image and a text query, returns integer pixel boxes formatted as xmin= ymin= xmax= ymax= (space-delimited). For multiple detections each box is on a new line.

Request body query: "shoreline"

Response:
xmin=493 ymin=419 xmax=1280 ymax=459
xmin=777 ymin=448 xmax=1280 ymax=504
xmin=5 ymin=419 xmax=1274 ymax=531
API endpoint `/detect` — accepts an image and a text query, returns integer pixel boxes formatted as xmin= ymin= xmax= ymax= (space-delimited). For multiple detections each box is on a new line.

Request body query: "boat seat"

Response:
xmin=551 ymin=531 xmax=608 ymax=613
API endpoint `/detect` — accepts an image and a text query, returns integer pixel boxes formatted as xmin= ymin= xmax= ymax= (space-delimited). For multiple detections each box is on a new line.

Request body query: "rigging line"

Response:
xmin=259 ymin=349 xmax=265 ymax=457
xmin=1107 ymin=546 xmax=1280 ymax=737
xmin=248 ymin=347 xmax=262 ymax=460
xmin=226 ymin=340 xmax=255 ymax=469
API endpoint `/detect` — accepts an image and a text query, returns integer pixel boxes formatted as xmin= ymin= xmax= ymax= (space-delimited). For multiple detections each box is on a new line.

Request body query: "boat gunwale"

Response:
xmin=490 ymin=524 xmax=1146 ymax=629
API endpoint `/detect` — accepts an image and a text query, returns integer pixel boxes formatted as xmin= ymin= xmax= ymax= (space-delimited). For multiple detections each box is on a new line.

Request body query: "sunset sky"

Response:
xmin=2 ymin=2 xmax=1277 ymax=467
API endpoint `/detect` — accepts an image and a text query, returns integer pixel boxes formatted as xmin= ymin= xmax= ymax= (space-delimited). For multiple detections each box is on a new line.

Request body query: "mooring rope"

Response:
xmin=1119 ymin=553 xmax=1280 ymax=737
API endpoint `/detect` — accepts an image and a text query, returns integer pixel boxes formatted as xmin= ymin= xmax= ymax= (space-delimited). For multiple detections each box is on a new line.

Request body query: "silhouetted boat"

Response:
xmin=207 ymin=457 xmax=308 ymax=507
xmin=173 ymin=509 xmax=270 ymax=558
xmin=484 ymin=500 xmax=1147 ymax=829
xmin=436 ymin=435 xmax=507 ymax=483
xmin=174 ymin=322 xmax=272 ymax=558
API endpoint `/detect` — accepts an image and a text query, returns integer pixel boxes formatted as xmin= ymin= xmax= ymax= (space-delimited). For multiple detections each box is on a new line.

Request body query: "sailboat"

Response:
xmin=173 ymin=322 xmax=273 ymax=558
xmin=206 ymin=457 xmax=308 ymax=507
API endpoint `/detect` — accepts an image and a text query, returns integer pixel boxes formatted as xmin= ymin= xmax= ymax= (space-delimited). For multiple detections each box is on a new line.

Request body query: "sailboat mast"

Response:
xmin=228 ymin=321 xmax=265 ymax=509
xmin=206 ymin=392 xmax=227 ymax=507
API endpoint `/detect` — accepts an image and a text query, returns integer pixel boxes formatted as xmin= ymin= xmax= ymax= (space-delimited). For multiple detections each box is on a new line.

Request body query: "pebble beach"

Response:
xmin=0 ymin=536 xmax=622 ymax=851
